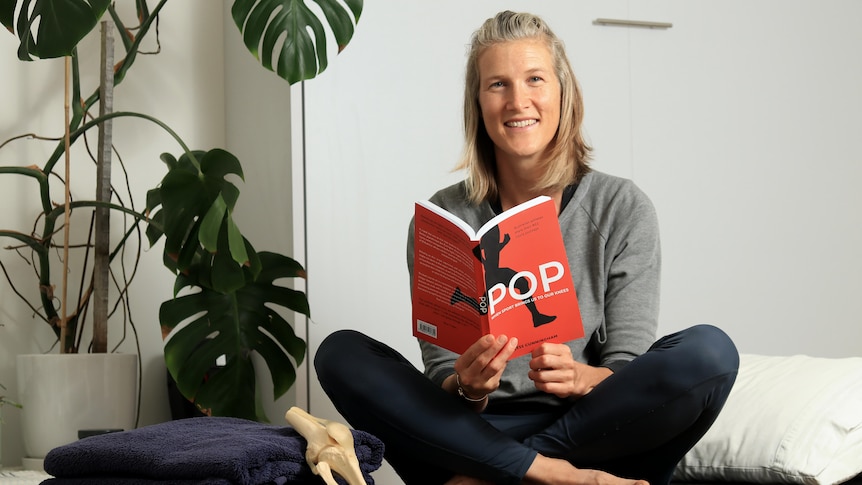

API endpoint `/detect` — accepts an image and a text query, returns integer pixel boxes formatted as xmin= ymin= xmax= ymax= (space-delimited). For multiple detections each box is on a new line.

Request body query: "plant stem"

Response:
xmin=61 ymin=55 xmax=72 ymax=354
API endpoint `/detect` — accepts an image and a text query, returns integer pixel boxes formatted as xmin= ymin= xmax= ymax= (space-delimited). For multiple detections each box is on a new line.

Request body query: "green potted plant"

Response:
xmin=0 ymin=0 xmax=362 ymax=455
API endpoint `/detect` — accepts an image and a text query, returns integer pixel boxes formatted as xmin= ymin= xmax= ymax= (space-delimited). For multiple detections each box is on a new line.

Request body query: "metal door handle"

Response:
xmin=594 ymin=18 xmax=673 ymax=29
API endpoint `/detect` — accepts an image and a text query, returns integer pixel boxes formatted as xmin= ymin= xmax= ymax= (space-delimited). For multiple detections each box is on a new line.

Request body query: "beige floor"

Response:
xmin=0 ymin=468 xmax=51 ymax=485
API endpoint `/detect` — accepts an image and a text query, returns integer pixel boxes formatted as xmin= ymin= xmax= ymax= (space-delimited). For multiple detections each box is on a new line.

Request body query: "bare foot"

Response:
xmin=444 ymin=475 xmax=494 ymax=485
xmin=523 ymin=454 xmax=649 ymax=485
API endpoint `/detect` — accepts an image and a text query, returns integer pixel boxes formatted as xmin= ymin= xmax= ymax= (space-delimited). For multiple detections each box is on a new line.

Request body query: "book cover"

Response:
xmin=412 ymin=196 xmax=584 ymax=359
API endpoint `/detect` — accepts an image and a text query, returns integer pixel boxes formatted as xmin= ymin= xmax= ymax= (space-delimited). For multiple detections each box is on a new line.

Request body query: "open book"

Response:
xmin=412 ymin=195 xmax=584 ymax=360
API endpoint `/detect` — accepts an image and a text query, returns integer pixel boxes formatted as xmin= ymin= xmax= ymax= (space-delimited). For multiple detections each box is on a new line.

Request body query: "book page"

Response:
xmin=416 ymin=199 xmax=477 ymax=239
xmin=475 ymin=195 xmax=551 ymax=239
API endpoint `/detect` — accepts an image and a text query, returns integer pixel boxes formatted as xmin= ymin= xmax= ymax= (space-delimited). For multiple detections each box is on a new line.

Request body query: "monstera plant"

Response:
xmin=0 ymin=0 xmax=361 ymax=420
xmin=145 ymin=149 xmax=312 ymax=419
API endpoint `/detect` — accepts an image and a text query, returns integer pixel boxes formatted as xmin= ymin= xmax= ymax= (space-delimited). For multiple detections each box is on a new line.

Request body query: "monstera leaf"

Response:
xmin=2 ymin=0 xmax=363 ymax=84
xmin=231 ymin=0 xmax=362 ymax=84
xmin=146 ymin=149 xmax=256 ymax=294
xmin=0 ymin=0 xmax=111 ymax=60
xmin=161 ymin=251 xmax=309 ymax=421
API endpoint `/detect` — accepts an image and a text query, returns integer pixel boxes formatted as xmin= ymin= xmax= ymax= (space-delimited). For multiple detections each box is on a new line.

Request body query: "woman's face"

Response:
xmin=477 ymin=38 xmax=561 ymax=167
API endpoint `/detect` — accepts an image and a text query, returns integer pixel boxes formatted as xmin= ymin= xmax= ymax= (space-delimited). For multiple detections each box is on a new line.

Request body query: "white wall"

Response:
xmin=0 ymin=2 xmax=225 ymax=466
xmin=295 ymin=1 xmax=862 ymax=483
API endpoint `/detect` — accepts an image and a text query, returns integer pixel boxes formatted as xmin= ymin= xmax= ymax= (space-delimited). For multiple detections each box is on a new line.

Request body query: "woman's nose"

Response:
xmin=506 ymin=83 xmax=529 ymax=110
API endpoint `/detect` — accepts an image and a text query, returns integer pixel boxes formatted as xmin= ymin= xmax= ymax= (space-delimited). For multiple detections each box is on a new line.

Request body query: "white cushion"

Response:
xmin=674 ymin=354 xmax=862 ymax=485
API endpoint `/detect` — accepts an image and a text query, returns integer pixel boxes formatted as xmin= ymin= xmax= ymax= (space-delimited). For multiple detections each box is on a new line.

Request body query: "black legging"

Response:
xmin=315 ymin=324 xmax=738 ymax=485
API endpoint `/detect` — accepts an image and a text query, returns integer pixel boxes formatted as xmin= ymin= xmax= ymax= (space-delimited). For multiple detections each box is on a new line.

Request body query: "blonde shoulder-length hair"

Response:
xmin=455 ymin=10 xmax=592 ymax=204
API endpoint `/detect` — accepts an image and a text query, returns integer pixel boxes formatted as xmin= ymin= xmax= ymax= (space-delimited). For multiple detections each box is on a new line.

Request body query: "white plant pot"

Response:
xmin=16 ymin=353 xmax=138 ymax=463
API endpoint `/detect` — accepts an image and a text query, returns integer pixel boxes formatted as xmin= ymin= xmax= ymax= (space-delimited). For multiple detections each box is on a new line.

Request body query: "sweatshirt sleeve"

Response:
xmin=596 ymin=180 xmax=662 ymax=368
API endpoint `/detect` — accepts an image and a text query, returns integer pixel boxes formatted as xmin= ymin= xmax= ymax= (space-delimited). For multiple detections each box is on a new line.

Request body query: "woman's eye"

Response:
xmin=530 ymin=76 xmax=543 ymax=83
xmin=490 ymin=81 xmax=504 ymax=88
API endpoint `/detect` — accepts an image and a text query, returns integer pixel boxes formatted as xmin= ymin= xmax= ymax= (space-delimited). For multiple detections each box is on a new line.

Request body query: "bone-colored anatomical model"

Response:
xmin=285 ymin=406 xmax=368 ymax=485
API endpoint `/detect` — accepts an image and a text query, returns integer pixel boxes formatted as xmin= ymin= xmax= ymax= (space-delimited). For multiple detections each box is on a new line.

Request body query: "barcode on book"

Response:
xmin=416 ymin=320 xmax=438 ymax=338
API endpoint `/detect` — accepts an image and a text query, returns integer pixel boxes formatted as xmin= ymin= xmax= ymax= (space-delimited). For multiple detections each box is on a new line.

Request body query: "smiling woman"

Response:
xmin=312 ymin=10 xmax=739 ymax=485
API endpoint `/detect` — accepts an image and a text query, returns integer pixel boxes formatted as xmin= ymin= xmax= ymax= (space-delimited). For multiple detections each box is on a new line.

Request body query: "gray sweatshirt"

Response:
xmin=407 ymin=170 xmax=661 ymax=408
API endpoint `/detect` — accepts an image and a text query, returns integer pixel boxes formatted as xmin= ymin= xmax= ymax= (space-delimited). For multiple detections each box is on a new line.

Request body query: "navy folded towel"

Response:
xmin=41 ymin=416 xmax=384 ymax=485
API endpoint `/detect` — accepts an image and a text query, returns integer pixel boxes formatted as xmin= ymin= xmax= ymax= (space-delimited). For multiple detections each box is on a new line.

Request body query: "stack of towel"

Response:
xmin=41 ymin=416 xmax=385 ymax=484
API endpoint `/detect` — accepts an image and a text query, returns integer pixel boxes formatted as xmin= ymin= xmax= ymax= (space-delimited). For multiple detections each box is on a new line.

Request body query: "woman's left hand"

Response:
xmin=528 ymin=343 xmax=612 ymax=398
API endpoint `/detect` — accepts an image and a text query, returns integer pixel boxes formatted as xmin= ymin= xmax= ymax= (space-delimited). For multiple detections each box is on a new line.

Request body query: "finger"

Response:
xmin=530 ymin=344 xmax=559 ymax=364
xmin=461 ymin=334 xmax=498 ymax=363
xmin=528 ymin=367 xmax=543 ymax=383
xmin=474 ymin=337 xmax=516 ymax=386
xmin=533 ymin=342 xmax=569 ymax=358
xmin=480 ymin=334 xmax=510 ymax=361
xmin=488 ymin=336 xmax=518 ymax=370
xmin=533 ymin=367 xmax=567 ymax=383
xmin=458 ymin=335 xmax=509 ymax=381
xmin=529 ymin=351 xmax=555 ymax=371
xmin=478 ymin=336 xmax=514 ymax=376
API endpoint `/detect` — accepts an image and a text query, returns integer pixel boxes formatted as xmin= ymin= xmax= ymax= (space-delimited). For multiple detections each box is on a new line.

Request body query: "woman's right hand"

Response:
xmin=452 ymin=334 xmax=518 ymax=399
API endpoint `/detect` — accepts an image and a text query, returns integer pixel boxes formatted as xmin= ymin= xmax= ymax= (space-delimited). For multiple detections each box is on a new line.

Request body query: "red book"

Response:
xmin=412 ymin=196 xmax=584 ymax=360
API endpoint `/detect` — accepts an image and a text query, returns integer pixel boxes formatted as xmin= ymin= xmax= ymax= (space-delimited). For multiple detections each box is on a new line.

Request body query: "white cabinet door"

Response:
xmin=627 ymin=1 xmax=862 ymax=355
